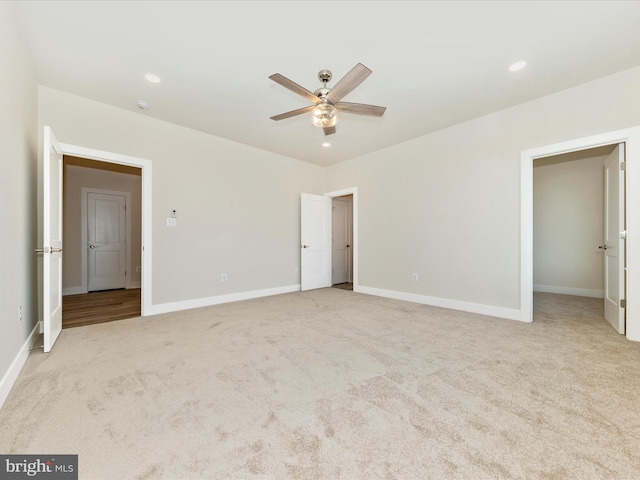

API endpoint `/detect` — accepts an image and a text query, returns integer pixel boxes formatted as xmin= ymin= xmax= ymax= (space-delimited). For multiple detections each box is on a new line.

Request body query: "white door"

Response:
xmin=603 ymin=144 xmax=625 ymax=334
xmin=42 ymin=127 xmax=63 ymax=352
xmin=332 ymin=197 xmax=352 ymax=284
xmin=301 ymin=193 xmax=331 ymax=291
xmin=88 ymin=192 xmax=127 ymax=291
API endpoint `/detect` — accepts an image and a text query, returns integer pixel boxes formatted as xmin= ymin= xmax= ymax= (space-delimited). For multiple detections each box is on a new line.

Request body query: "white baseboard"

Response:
xmin=64 ymin=284 xmax=142 ymax=295
xmin=62 ymin=286 xmax=85 ymax=296
xmin=0 ymin=322 xmax=40 ymax=410
xmin=148 ymin=284 xmax=301 ymax=316
xmin=358 ymin=286 xmax=522 ymax=322
xmin=533 ymin=284 xmax=604 ymax=298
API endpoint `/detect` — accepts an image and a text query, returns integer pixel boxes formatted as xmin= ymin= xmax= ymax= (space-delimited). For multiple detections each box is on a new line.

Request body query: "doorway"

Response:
xmin=532 ymin=145 xmax=619 ymax=330
xmin=300 ymin=187 xmax=359 ymax=292
xmin=520 ymin=126 xmax=640 ymax=341
xmin=331 ymin=195 xmax=353 ymax=291
xmin=42 ymin=128 xmax=152 ymax=351
xmin=62 ymin=156 xmax=142 ymax=327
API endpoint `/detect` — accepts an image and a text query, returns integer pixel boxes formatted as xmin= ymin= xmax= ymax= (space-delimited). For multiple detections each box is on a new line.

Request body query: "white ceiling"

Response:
xmin=12 ymin=1 xmax=640 ymax=166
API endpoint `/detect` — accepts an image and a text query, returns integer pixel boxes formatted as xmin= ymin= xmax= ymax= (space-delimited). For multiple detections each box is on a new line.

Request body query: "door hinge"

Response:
xmin=621 ymin=299 xmax=626 ymax=308
xmin=620 ymin=161 xmax=626 ymax=171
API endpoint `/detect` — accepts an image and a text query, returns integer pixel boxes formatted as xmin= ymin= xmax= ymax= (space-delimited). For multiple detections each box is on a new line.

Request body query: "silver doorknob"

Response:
xmin=346 ymin=244 xmax=351 ymax=248
xmin=599 ymin=245 xmax=607 ymax=250
xmin=302 ymin=244 xmax=310 ymax=248
xmin=88 ymin=244 xmax=96 ymax=249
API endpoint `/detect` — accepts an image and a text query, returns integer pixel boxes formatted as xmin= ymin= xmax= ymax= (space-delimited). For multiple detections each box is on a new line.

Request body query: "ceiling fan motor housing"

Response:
xmin=314 ymin=87 xmax=331 ymax=100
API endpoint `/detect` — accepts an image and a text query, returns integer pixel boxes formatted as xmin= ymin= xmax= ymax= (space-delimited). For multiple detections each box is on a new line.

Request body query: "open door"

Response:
xmin=603 ymin=144 xmax=625 ymax=334
xmin=300 ymin=193 xmax=331 ymax=291
xmin=41 ymin=126 xmax=63 ymax=352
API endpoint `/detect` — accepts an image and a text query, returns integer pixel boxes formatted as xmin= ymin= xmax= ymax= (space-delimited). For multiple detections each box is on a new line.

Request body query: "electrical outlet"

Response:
xmin=19 ymin=305 xmax=22 ymax=322
xmin=166 ymin=218 xmax=177 ymax=227
xmin=412 ymin=273 xmax=419 ymax=282
xmin=221 ymin=273 xmax=227 ymax=282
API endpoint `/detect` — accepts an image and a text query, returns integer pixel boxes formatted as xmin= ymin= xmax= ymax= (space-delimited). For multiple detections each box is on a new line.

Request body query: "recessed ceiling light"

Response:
xmin=136 ymin=100 xmax=150 ymax=110
xmin=509 ymin=61 xmax=527 ymax=72
xmin=145 ymin=73 xmax=161 ymax=83
xmin=322 ymin=142 xmax=331 ymax=148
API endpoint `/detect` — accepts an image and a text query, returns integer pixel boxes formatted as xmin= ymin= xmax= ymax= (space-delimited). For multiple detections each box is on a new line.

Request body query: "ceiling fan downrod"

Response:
xmin=314 ymin=69 xmax=332 ymax=101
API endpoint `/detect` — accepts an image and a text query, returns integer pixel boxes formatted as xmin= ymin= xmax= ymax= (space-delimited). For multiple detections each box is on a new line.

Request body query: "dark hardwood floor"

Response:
xmin=62 ymin=288 xmax=141 ymax=328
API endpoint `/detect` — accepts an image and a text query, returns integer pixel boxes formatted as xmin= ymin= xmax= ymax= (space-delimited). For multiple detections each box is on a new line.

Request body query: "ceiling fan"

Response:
xmin=269 ymin=63 xmax=386 ymax=136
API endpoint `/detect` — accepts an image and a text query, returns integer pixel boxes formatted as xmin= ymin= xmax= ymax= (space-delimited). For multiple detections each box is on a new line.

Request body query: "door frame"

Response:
xmin=325 ymin=187 xmax=359 ymax=292
xmin=521 ymin=126 xmax=640 ymax=341
xmin=81 ymin=188 xmax=132 ymax=293
xmin=331 ymin=195 xmax=353 ymax=285
xmin=58 ymin=142 xmax=152 ymax=316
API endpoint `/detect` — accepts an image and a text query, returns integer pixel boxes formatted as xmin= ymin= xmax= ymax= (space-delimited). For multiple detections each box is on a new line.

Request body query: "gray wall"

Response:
xmin=0 ymin=2 xmax=38 ymax=395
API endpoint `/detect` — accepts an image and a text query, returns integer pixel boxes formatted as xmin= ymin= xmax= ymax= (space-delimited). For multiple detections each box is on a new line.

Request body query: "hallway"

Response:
xmin=62 ymin=289 xmax=141 ymax=328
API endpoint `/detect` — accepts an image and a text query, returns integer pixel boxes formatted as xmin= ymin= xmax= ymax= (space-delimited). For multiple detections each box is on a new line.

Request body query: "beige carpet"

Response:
xmin=1 ymin=289 xmax=639 ymax=479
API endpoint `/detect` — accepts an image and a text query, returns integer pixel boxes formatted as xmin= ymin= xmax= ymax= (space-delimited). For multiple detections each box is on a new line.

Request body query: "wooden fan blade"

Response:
xmin=323 ymin=126 xmax=336 ymax=136
xmin=270 ymin=105 xmax=315 ymax=121
xmin=326 ymin=63 xmax=372 ymax=103
xmin=269 ymin=73 xmax=321 ymax=104
xmin=335 ymin=102 xmax=386 ymax=117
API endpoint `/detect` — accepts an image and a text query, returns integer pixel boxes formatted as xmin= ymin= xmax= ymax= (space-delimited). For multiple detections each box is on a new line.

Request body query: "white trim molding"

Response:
xmin=521 ymin=126 xmax=640 ymax=341
xmin=59 ymin=142 xmax=152 ymax=317
xmin=358 ymin=286 xmax=522 ymax=322
xmin=533 ymin=284 xmax=604 ymax=299
xmin=148 ymin=284 xmax=301 ymax=316
xmin=0 ymin=323 xmax=40 ymax=410
xmin=62 ymin=286 xmax=84 ymax=296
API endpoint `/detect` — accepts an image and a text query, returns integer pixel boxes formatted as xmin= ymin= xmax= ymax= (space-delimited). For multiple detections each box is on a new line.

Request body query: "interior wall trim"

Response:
xmin=148 ymin=284 xmax=301 ymax=316
xmin=0 ymin=322 xmax=39 ymax=410
xmin=533 ymin=284 xmax=604 ymax=299
xmin=358 ymin=286 xmax=522 ymax=322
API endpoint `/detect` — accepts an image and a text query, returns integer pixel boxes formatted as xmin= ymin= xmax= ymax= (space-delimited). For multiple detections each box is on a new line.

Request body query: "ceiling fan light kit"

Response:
xmin=311 ymin=103 xmax=337 ymax=128
xmin=269 ymin=63 xmax=386 ymax=136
